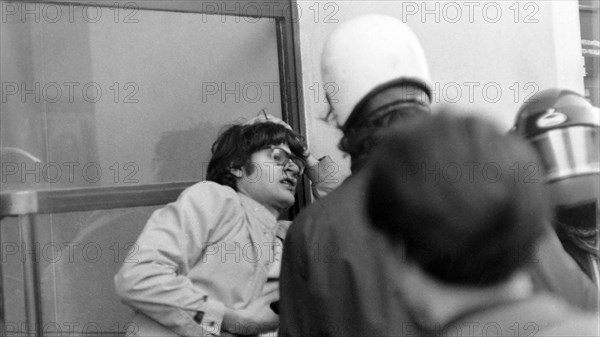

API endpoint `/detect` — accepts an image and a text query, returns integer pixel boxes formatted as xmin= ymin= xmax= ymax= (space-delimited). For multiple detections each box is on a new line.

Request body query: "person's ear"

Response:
xmin=230 ymin=167 xmax=243 ymax=178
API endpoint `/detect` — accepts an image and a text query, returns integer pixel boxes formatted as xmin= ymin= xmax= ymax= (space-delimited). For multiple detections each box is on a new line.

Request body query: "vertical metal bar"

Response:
xmin=20 ymin=214 xmax=42 ymax=337
xmin=276 ymin=14 xmax=311 ymax=215
xmin=276 ymin=18 xmax=291 ymax=125
xmin=0 ymin=218 xmax=5 ymax=324
xmin=590 ymin=257 xmax=600 ymax=288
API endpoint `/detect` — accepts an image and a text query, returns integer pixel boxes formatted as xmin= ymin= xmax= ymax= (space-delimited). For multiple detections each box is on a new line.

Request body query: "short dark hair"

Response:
xmin=207 ymin=122 xmax=306 ymax=190
xmin=367 ymin=112 xmax=550 ymax=286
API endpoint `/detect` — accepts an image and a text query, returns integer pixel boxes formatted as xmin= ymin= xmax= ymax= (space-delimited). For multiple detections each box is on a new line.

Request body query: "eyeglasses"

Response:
xmin=268 ymin=146 xmax=305 ymax=175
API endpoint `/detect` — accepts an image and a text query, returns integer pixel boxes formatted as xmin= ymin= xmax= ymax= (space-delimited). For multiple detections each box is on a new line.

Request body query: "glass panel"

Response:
xmin=1 ymin=2 xmax=282 ymax=190
xmin=1 ymin=205 xmax=161 ymax=334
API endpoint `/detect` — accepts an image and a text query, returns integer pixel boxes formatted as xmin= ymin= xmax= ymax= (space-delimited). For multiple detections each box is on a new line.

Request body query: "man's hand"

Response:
xmin=221 ymin=291 xmax=279 ymax=335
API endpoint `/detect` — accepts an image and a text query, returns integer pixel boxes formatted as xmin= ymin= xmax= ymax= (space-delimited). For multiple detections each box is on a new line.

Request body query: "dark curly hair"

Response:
xmin=206 ymin=122 xmax=307 ymax=190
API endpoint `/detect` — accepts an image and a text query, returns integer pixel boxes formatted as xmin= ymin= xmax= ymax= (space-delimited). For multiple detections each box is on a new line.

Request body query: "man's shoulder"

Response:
xmin=541 ymin=312 xmax=600 ymax=337
xmin=300 ymin=173 xmax=364 ymax=215
xmin=289 ymin=172 xmax=369 ymax=238
xmin=535 ymin=296 xmax=600 ymax=336
xmin=181 ymin=181 xmax=238 ymax=199
xmin=460 ymin=295 xmax=599 ymax=336
xmin=174 ymin=181 xmax=240 ymax=210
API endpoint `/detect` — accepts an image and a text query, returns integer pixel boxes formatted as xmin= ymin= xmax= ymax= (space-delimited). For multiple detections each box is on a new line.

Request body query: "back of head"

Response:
xmin=321 ymin=14 xmax=431 ymax=127
xmin=367 ymin=112 xmax=550 ymax=286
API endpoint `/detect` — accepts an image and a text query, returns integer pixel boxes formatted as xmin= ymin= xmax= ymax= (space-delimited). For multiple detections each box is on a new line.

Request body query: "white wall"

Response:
xmin=297 ymin=0 xmax=585 ymax=182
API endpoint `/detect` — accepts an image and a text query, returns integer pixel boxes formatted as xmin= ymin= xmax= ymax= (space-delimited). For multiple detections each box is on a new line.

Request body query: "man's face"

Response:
xmin=235 ymin=143 xmax=301 ymax=215
xmin=323 ymin=92 xmax=344 ymax=129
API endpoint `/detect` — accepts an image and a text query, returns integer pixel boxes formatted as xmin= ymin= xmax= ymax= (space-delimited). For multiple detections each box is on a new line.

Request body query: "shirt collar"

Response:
xmin=237 ymin=192 xmax=278 ymax=229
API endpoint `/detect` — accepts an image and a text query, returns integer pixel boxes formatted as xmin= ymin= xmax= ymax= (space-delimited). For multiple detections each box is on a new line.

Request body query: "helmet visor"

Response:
xmin=530 ymin=126 xmax=599 ymax=182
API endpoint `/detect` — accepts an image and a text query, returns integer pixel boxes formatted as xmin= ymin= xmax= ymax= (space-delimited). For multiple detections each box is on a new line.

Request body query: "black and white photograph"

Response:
xmin=1 ymin=0 xmax=599 ymax=336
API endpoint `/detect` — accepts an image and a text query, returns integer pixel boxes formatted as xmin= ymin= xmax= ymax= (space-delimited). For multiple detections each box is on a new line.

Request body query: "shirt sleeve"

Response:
xmin=114 ymin=182 xmax=240 ymax=336
xmin=306 ymin=155 xmax=341 ymax=199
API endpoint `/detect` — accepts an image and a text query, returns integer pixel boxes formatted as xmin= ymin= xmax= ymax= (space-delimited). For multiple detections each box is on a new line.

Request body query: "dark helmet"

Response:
xmin=514 ymin=88 xmax=598 ymax=140
xmin=513 ymin=88 xmax=599 ymax=211
xmin=514 ymin=89 xmax=600 ymax=285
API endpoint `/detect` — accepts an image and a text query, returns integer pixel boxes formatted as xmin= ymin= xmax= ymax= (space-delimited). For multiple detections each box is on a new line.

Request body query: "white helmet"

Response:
xmin=321 ymin=14 xmax=431 ymax=127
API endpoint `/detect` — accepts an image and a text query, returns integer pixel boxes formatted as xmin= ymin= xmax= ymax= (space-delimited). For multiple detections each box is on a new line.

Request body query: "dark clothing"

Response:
xmin=280 ymin=169 xmax=421 ymax=336
xmin=555 ymin=217 xmax=599 ymax=285
xmin=279 ymin=168 xmax=598 ymax=337
xmin=280 ymin=169 xmax=413 ymax=336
